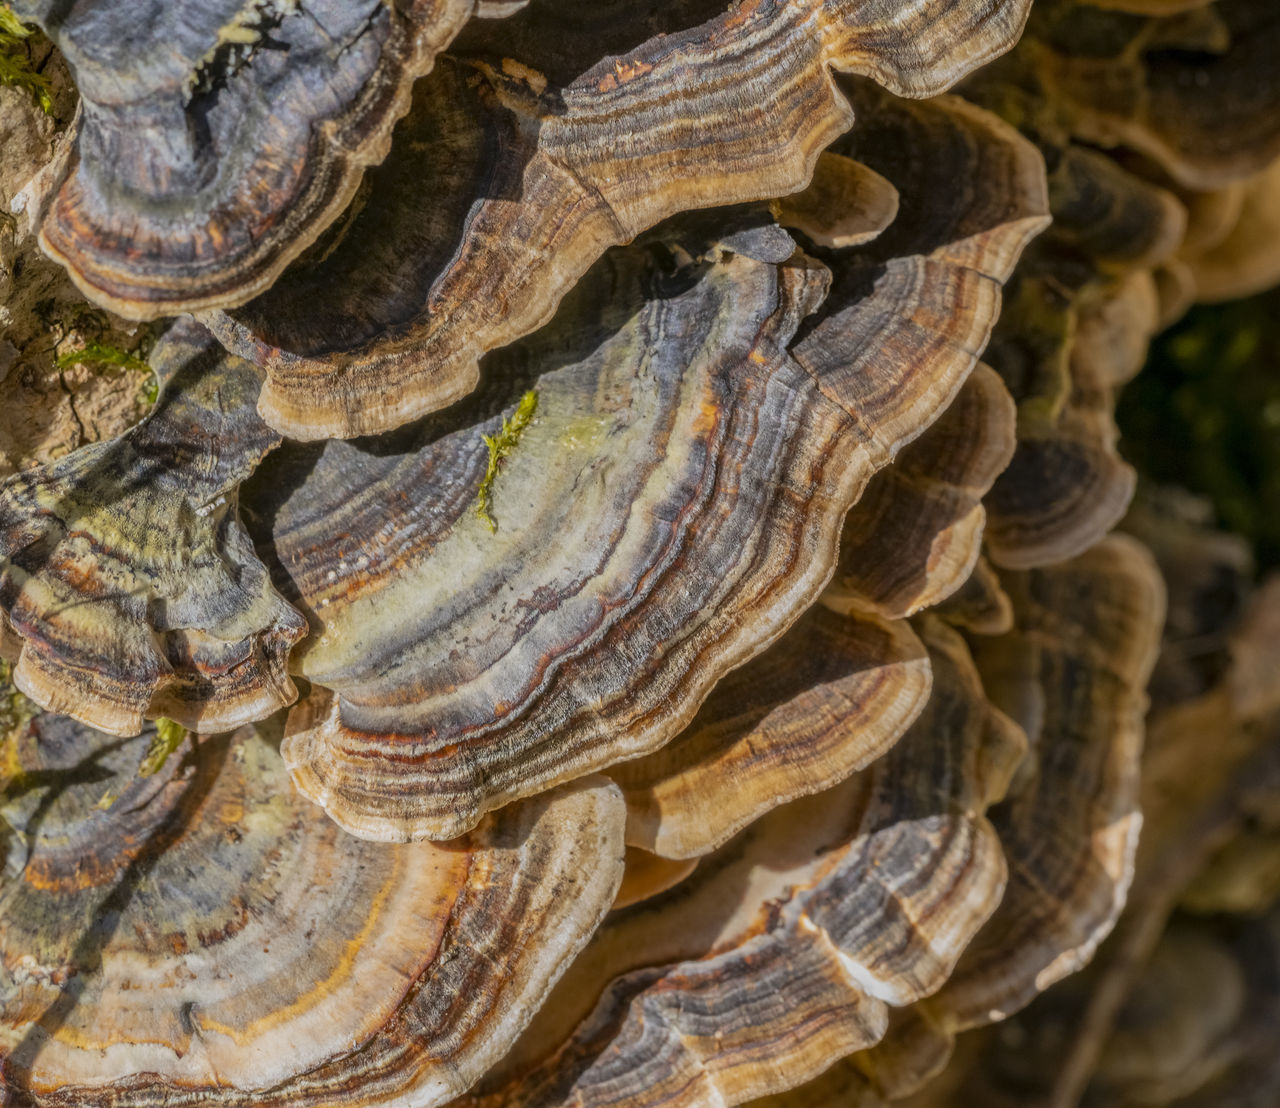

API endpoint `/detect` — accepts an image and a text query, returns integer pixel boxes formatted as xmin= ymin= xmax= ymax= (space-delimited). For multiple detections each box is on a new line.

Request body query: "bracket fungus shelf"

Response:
xmin=10 ymin=0 xmax=525 ymax=320
xmin=2 ymin=0 xmax=1279 ymax=1105
xmin=201 ymin=0 xmax=1035 ymax=439
xmin=0 ymin=320 xmax=302 ymax=737
xmin=461 ymin=619 xmax=1024 ymax=1108
xmin=246 ymin=89 xmax=1047 ymax=841
xmin=0 ymin=715 xmax=625 ymax=1106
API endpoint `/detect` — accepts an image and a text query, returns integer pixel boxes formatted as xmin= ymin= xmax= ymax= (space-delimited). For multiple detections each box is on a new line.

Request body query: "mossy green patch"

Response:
xmin=475 ymin=389 xmax=539 ymax=533
xmin=0 ymin=5 xmax=52 ymax=114
xmin=56 ymin=341 xmax=151 ymax=376
xmin=56 ymin=340 xmax=160 ymax=407
xmin=139 ymin=717 xmax=187 ymax=777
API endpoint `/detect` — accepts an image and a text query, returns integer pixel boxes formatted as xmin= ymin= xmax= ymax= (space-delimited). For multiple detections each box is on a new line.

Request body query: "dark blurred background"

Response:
xmin=1119 ymin=288 xmax=1280 ymax=572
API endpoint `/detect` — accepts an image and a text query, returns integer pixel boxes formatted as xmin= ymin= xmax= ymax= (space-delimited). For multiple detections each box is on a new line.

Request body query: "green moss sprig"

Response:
xmin=56 ymin=340 xmax=160 ymax=407
xmin=0 ymin=6 xmax=53 ymax=115
xmin=475 ymin=390 xmax=538 ymax=533
xmin=139 ymin=717 xmax=187 ymax=777
xmin=95 ymin=717 xmax=189 ymax=809
xmin=55 ymin=340 xmax=151 ymax=376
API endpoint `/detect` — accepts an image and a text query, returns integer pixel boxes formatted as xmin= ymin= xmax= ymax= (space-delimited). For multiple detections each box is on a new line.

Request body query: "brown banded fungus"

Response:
xmin=246 ymin=87 xmax=1047 ymax=842
xmin=1122 ymin=488 xmax=1256 ymax=714
xmin=887 ymin=536 xmax=1280 ymax=1108
xmin=1180 ymin=159 xmax=1280 ymax=304
xmin=951 ymin=0 xmax=1280 ymax=570
xmin=460 ymin=619 xmax=1023 ymax=1107
xmin=935 ymin=537 xmax=1164 ymax=1028
xmin=6 ymin=0 xmax=1271 ymax=1102
xmin=751 ymin=536 xmax=1165 ymax=1107
xmin=1033 ymin=575 xmax=1280 ymax=1107
xmin=1078 ymin=909 xmax=1280 ymax=1107
xmin=843 ymin=66 xmax=1185 ymax=569
xmin=984 ymin=269 xmax=1158 ymax=568
xmin=930 ymin=555 xmax=1016 ymax=638
xmin=822 ymin=363 xmax=1017 ymax=620
xmin=844 ymin=536 xmax=1164 ymax=1105
xmin=205 ymin=0 xmax=1035 ymax=439
xmin=1030 ymin=0 xmax=1280 ymax=192
xmin=0 ymin=320 xmax=303 ymax=737
xmin=12 ymin=0 xmax=522 ymax=319
xmin=611 ymin=604 xmax=932 ymax=861
xmin=770 ymin=153 xmax=900 ymax=251
xmin=973 ymin=145 xmax=1183 ymax=567
xmin=0 ymin=712 xmax=625 ymax=1105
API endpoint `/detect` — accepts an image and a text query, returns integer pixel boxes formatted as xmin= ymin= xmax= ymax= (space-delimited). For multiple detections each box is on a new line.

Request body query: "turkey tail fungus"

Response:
xmin=2 ymin=0 xmax=1279 ymax=1104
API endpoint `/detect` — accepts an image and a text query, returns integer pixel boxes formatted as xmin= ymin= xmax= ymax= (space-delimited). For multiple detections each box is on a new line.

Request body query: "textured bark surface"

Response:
xmin=0 ymin=67 xmax=147 ymax=483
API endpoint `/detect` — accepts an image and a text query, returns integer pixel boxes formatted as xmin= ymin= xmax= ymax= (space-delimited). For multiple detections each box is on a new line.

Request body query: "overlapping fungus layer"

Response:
xmin=0 ymin=0 xmax=1277 ymax=1105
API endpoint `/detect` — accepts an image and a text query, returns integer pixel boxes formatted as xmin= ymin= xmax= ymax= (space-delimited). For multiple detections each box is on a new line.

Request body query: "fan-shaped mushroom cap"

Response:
xmin=929 ymin=535 xmax=1165 ymax=1029
xmin=851 ymin=1007 xmax=962 ymax=1103
xmin=984 ymin=269 xmax=1158 ymax=567
xmin=959 ymin=739 xmax=1280 ymax=1108
xmin=1041 ymin=144 xmax=1188 ymax=272
xmin=962 ymin=113 xmax=1188 ymax=575
xmin=460 ymin=619 xmax=1023 ymax=1107
xmin=1177 ymin=178 xmax=1248 ymax=258
xmin=1152 ymin=257 xmax=1199 ymax=328
xmin=1140 ymin=578 xmax=1280 ymax=869
xmin=254 ymin=223 xmax=838 ymax=842
xmin=611 ymin=850 xmax=699 ymax=912
xmin=934 ymin=569 xmax=1280 ymax=1108
xmin=12 ymin=0 xmax=516 ymax=320
xmin=822 ymin=81 xmax=1051 ymax=296
xmin=0 ymin=712 xmax=625 ymax=1106
xmin=253 ymin=93 xmax=1046 ymax=842
xmin=772 ymin=153 xmax=900 ymax=250
xmin=931 ymin=556 xmax=1014 ymax=637
xmin=950 ymin=912 xmax=1265 ymax=1108
xmin=207 ymin=0 xmax=1035 ymax=438
xmin=822 ymin=364 xmax=1016 ymax=620
xmin=0 ymin=320 xmax=303 ymax=737
xmin=744 ymin=1062 xmax=885 ymax=1108
xmin=1224 ymin=576 xmax=1280 ymax=723
xmin=1184 ymin=158 xmax=1280 ymax=303
xmin=753 ymin=1003 xmax=966 ymax=1107
xmin=1033 ymin=0 xmax=1280 ymax=191
xmin=1121 ymin=487 xmax=1255 ymax=712
xmin=612 ymin=605 xmax=932 ymax=860
xmin=791 ymin=537 xmax=1164 ymax=1107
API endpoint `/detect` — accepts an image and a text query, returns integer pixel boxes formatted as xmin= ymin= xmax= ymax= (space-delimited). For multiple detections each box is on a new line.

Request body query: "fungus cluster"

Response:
xmin=0 ymin=0 xmax=1277 ymax=1104
xmin=893 ymin=500 xmax=1280 ymax=1107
